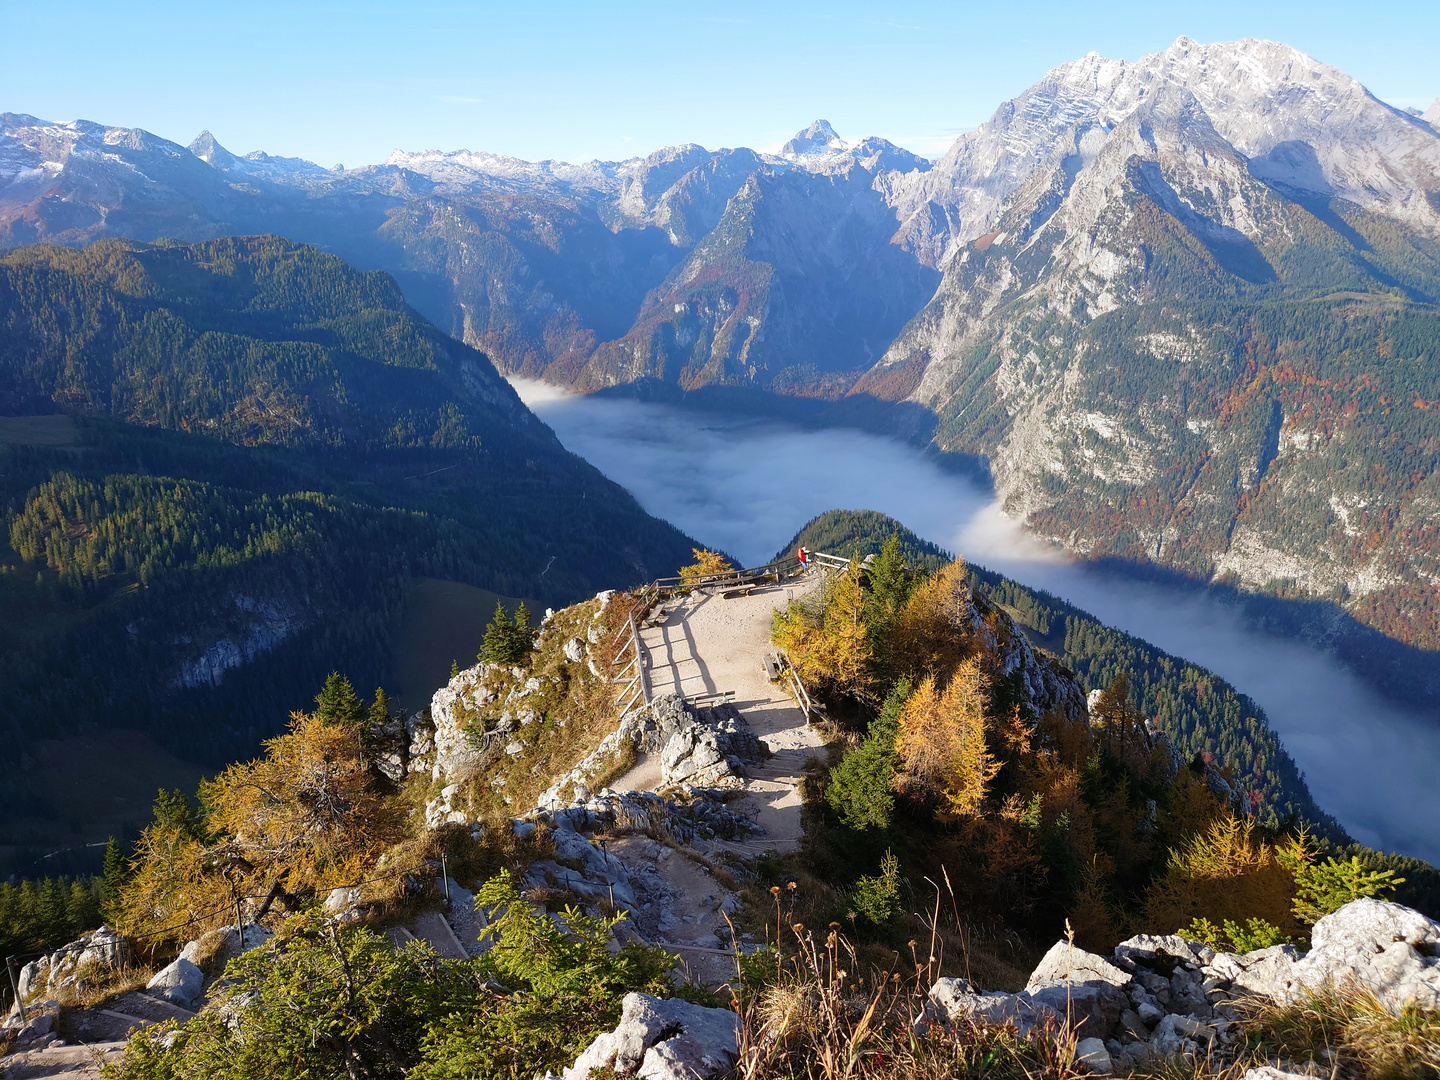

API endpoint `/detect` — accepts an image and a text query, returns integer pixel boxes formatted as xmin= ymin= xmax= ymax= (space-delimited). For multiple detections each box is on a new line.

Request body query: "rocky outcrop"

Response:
xmin=1289 ymin=897 xmax=1440 ymax=1011
xmin=928 ymin=899 xmax=1440 ymax=1069
xmin=929 ymin=941 xmax=1128 ymax=1040
xmin=428 ymin=662 xmax=504 ymax=783
xmin=563 ymin=992 xmax=740 ymax=1080
xmin=538 ymin=694 xmax=763 ymax=809
xmin=145 ymin=922 xmax=273 ymax=1011
xmin=14 ymin=926 xmax=128 ymax=1003
xmin=659 ymin=702 xmax=765 ymax=789
xmin=975 ymin=590 xmax=1091 ymax=726
xmin=170 ymin=594 xmax=304 ymax=690
xmin=0 ymin=999 xmax=61 ymax=1052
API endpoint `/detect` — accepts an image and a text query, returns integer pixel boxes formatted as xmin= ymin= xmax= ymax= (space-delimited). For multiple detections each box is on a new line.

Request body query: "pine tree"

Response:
xmin=153 ymin=788 xmax=205 ymax=840
xmin=826 ymin=678 xmax=911 ymax=830
xmin=101 ymin=836 xmax=128 ymax=917
xmin=480 ymin=602 xmax=515 ymax=664
xmin=480 ymin=602 xmax=535 ymax=664
xmin=314 ymin=672 xmax=365 ymax=727
xmin=37 ymin=878 xmax=69 ymax=944
xmin=368 ymin=687 xmax=393 ymax=728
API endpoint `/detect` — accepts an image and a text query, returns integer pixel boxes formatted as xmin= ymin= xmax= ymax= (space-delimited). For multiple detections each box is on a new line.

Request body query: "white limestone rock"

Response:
xmin=1290 ymin=897 xmax=1440 ymax=1011
xmin=563 ymin=992 xmax=738 ymax=1080
xmin=147 ymin=956 xmax=205 ymax=1009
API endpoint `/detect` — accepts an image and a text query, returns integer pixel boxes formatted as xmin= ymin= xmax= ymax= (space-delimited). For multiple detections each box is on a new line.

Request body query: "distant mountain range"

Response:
xmin=3 ymin=36 xmax=1439 ymax=681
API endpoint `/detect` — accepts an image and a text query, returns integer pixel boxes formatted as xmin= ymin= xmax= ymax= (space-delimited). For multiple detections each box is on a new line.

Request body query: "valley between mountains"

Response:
xmin=5 ymin=36 xmax=1438 ymax=708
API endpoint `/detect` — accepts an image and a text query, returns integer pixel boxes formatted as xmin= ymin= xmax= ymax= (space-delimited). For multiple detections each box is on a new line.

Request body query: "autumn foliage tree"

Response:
xmin=890 ymin=559 xmax=976 ymax=682
xmin=893 ymin=659 xmax=998 ymax=821
xmin=1143 ymin=814 xmax=1310 ymax=937
xmin=772 ymin=556 xmax=874 ymax=706
xmin=678 ymin=548 xmax=734 ymax=587
xmin=120 ymin=690 xmax=406 ymax=941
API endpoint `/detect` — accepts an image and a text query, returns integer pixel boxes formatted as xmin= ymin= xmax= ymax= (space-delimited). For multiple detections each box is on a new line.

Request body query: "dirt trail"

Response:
xmin=617 ymin=576 xmax=827 ymax=851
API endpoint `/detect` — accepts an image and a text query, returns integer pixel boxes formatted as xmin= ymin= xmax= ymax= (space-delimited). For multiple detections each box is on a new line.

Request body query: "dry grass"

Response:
xmin=1244 ymin=985 xmax=1440 ymax=1079
xmin=727 ymin=886 xmax=1091 ymax=1080
xmin=444 ymin=592 xmax=632 ymax=820
xmin=51 ymin=960 xmax=158 ymax=1010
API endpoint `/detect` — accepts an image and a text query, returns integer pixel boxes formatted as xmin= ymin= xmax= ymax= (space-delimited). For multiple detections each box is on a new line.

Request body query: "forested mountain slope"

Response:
xmin=0 ymin=236 xmax=698 ymax=795
xmin=779 ymin=509 xmax=1333 ymax=833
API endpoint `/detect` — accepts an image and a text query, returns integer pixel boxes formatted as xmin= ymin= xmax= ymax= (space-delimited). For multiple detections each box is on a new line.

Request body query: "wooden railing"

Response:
xmin=608 ymin=551 xmax=847 ymax=719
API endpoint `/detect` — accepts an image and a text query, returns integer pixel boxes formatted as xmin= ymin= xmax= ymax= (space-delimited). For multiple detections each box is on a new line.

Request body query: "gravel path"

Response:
xmin=625 ymin=578 xmax=828 ymax=852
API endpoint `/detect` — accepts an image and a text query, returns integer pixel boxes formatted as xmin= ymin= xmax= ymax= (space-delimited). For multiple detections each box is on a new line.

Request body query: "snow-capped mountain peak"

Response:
xmin=888 ymin=35 xmax=1440 ymax=265
xmin=781 ymin=119 xmax=849 ymax=158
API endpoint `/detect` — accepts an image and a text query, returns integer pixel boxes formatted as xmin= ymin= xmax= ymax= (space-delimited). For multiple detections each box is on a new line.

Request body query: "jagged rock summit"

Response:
xmin=781 ymin=119 xmax=848 ymax=157
xmin=890 ymin=35 xmax=1440 ymax=265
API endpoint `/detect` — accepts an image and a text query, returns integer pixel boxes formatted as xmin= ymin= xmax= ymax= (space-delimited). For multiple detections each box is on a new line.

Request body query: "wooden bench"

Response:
xmin=721 ymin=584 xmax=756 ymax=600
xmin=762 ymin=653 xmax=781 ymax=681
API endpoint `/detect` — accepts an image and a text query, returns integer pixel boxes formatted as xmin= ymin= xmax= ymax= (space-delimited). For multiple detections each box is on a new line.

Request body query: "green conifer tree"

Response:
xmin=314 ymin=672 xmax=365 ymax=727
xmin=101 ymin=836 xmax=128 ymax=917
xmin=480 ymin=602 xmax=515 ymax=664
xmin=153 ymin=788 xmax=205 ymax=839
xmin=368 ymin=688 xmax=393 ymax=727
xmin=511 ymin=602 xmax=534 ymax=656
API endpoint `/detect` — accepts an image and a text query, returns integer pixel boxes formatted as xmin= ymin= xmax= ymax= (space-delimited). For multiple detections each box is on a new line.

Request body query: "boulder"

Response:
xmin=563 ymin=992 xmax=739 ymax=1080
xmin=927 ymin=978 xmax=1050 ymax=1033
xmin=1074 ymin=1036 xmax=1112 ymax=1073
xmin=1113 ymin=934 xmax=1214 ymax=969
xmin=1228 ymin=944 xmax=1301 ymax=1001
xmin=4 ymin=1001 xmax=60 ymax=1051
xmin=928 ymin=975 xmax=1121 ymax=1041
xmin=178 ymin=923 xmax=273 ymax=970
xmin=563 ymin=637 xmax=586 ymax=663
xmin=1168 ymin=965 xmax=1212 ymax=1018
xmin=147 ymin=956 xmax=205 ymax=1009
xmin=1026 ymin=941 xmax=1131 ymax=992
xmin=1148 ymin=1012 xmax=1213 ymax=1056
xmin=1024 ymin=941 xmax=1129 ymax=1038
xmin=1026 ymin=983 xmax=1125 ymax=1040
xmin=1290 ymin=897 xmax=1440 ymax=1011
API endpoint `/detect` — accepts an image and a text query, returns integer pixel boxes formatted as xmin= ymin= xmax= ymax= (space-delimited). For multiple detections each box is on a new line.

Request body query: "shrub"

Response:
xmin=849 ymin=850 xmax=901 ymax=926
xmin=1143 ymin=815 xmax=1305 ymax=936
xmin=1292 ymin=856 xmax=1404 ymax=925
xmin=1183 ymin=915 xmax=1292 ymax=953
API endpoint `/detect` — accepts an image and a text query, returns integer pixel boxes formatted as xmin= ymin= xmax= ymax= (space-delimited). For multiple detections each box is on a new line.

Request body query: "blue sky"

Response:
xmin=2 ymin=1 xmax=1437 ymax=167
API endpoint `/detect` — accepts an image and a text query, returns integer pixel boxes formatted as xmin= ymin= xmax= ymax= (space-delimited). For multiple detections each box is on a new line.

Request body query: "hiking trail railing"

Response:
xmin=609 ymin=551 xmax=851 ymax=720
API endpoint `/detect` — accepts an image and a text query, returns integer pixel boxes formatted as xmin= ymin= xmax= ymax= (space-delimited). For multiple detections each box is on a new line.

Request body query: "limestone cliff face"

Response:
xmin=856 ymin=53 xmax=1440 ymax=652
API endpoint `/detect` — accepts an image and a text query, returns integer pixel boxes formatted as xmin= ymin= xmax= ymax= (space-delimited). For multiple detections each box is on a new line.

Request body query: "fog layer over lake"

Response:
xmin=515 ymin=380 xmax=1440 ymax=864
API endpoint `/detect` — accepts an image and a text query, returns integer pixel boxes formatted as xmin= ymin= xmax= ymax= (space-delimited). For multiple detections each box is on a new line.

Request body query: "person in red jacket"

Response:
xmin=796 ymin=546 xmax=809 ymax=572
